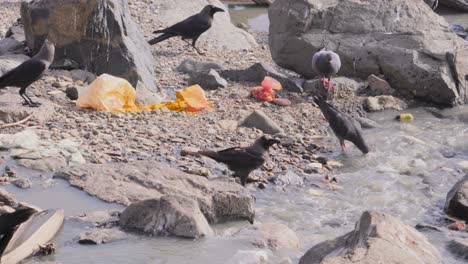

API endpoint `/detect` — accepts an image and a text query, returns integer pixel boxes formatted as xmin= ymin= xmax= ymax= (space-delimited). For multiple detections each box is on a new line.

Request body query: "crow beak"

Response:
xmin=213 ymin=7 xmax=225 ymax=13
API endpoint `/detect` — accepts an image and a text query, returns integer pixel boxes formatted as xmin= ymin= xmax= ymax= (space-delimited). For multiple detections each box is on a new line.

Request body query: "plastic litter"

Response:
xmin=251 ymin=76 xmax=282 ymax=102
xmin=395 ymin=113 xmax=414 ymax=122
xmin=76 ymin=74 xmax=212 ymax=113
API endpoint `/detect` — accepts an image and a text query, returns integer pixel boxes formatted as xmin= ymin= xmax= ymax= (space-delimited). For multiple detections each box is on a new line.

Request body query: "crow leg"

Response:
xmin=192 ymin=37 xmax=205 ymax=55
xmin=340 ymin=139 xmax=346 ymax=153
xmin=234 ymin=172 xmax=249 ymax=187
xmin=19 ymin=87 xmax=40 ymax=107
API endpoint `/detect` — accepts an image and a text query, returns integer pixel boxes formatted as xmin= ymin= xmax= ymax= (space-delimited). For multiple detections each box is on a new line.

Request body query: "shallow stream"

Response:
xmin=2 ymin=3 xmax=468 ymax=264
xmin=2 ymin=106 xmax=467 ymax=264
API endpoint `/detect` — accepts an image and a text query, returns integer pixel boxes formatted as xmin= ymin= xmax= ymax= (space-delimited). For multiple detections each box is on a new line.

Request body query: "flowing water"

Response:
xmin=4 ymin=106 xmax=467 ymax=264
xmin=2 ymin=4 xmax=468 ymax=264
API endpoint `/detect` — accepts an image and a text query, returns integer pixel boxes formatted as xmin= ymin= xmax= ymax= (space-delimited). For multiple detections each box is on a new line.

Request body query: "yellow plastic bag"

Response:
xmin=76 ymin=74 xmax=139 ymax=112
xmin=76 ymin=74 xmax=212 ymax=113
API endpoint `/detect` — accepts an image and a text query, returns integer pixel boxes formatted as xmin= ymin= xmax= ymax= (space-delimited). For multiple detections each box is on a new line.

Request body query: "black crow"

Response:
xmin=0 ymin=39 xmax=55 ymax=107
xmin=198 ymin=136 xmax=280 ymax=186
xmin=312 ymin=48 xmax=341 ymax=92
xmin=0 ymin=207 xmax=37 ymax=256
xmin=314 ymin=96 xmax=369 ymax=154
xmin=148 ymin=5 xmax=225 ymax=55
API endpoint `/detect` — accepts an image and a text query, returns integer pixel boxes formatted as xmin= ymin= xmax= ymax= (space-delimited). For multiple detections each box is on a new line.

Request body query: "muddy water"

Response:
xmin=2 ymin=106 xmax=466 ymax=264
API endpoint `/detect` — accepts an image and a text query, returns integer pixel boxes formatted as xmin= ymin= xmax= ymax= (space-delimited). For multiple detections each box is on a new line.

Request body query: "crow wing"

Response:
xmin=162 ymin=14 xmax=211 ymax=38
xmin=0 ymin=59 xmax=46 ymax=89
xmin=200 ymin=147 xmax=265 ymax=172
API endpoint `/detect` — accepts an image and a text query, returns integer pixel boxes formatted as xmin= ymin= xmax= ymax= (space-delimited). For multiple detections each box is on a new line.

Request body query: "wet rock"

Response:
xmin=152 ymin=0 xmax=257 ymax=51
xmin=355 ymin=117 xmax=381 ymax=129
xmin=12 ymin=178 xmax=32 ymax=189
xmin=440 ymin=0 xmax=468 ymax=11
xmin=240 ymin=110 xmax=283 ymax=134
xmin=269 ymin=0 xmax=468 ymax=105
xmin=17 ymin=157 xmax=67 ymax=172
xmin=54 ymin=161 xmax=255 ymax=224
xmin=228 ymin=250 xmax=269 ymax=264
xmin=445 ymin=175 xmax=468 ymax=221
xmin=253 ymin=0 xmax=273 ymax=6
xmin=0 ymin=54 xmax=30 ymax=76
xmin=457 ymin=160 xmax=468 ymax=169
xmin=299 ymin=211 xmax=442 ymax=264
xmin=270 ymin=170 xmax=304 ymax=186
xmin=176 ymin=59 xmax=225 ymax=74
xmin=0 ymin=189 xmax=17 ymax=207
xmin=21 ymin=0 xmax=158 ymax=92
xmin=304 ymin=163 xmax=323 ymax=174
xmin=366 ymin=74 xmax=395 ymax=96
xmin=189 ymin=69 xmax=227 ymax=90
xmin=78 ymin=228 xmax=127 ymax=245
xmin=220 ymin=62 xmax=303 ymax=92
xmin=364 ymin=96 xmax=407 ymax=112
xmin=303 ymin=77 xmax=359 ymax=95
xmin=447 ymin=238 xmax=468 ymax=260
xmin=0 ymin=38 xmax=24 ymax=56
xmin=4 ymin=166 xmax=16 ymax=178
xmin=119 ymin=196 xmax=214 ymax=238
xmin=65 ymin=87 xmax=79 ymax=101
xmin=69 ymin=210 xmax=120 ymax=226
xmin=70 ymin=69 xmax=96 ymax=84
xmin=239 ymin=222 xmax=300 ymax=250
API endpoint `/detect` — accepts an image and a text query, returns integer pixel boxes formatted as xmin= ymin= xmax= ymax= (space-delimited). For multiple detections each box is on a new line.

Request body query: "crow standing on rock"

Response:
xmin=148 ymin=5 xmax=225 ymax=55
xmin=314 ymin=96 xmax=369 ymax=154
xmin=0 ymin=39 xmax=55 ymax=107
xmin=197 ymin=136 xmax=280 ymax=186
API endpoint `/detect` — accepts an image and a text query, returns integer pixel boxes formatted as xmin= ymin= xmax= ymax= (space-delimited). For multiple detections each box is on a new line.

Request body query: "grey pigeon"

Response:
xmin=0 ymin=39 xmax=55 ymax=107
xmin=312 ymin=48 xmax=341 ymax=92
xmin=314 ymin=96 xmax=369 ymax=154
xmin=148 ymin=5 xmax=225 ymax=55
xmin=198 ymin=136 xmax=280 ymax=186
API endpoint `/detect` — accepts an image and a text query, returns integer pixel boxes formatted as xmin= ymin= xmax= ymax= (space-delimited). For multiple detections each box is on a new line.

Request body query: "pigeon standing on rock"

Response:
xmin=0 ymin=39 xmax=55 ymax=107
xmin=314 ymin=96 xmax=369 ymax=154
xmin=197 ymin=136 xmax=280 ymax=186
xmin=312 ymin=48 xmax=341 ymax=92
xmin=148 ymin=5 xmax=225 ymax=55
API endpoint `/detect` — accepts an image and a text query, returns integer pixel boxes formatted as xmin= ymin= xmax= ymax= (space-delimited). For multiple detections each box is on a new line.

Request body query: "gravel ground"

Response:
xmin=0 ymin=0 xmax=338 ymax=187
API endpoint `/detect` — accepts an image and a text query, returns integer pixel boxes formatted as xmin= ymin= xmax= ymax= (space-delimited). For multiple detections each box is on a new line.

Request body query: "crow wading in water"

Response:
xmin=197 ymin=136 xmax=280 ymax=186
xmin=314 ymin=96 xmax=369 ymax=154
xmin=148 ymin=5 xmax=225 ymax=55
xmin=0 ymin=39 xmax=55 ymax=107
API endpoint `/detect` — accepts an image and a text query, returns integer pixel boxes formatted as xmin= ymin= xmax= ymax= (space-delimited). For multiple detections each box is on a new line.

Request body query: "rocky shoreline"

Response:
xmin=0 ymin=0 xmax=468 ymax=263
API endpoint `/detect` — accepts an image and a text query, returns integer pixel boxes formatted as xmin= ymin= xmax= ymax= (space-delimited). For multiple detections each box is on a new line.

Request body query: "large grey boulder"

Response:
xmin=0 ymin=54 xmax=30 ymax=76
xmin=119 ymin=196 xmax=214 ymax=239
xmin=21 ymin=0 xmax=157 ymax=92
xmin=445 ymin=175 xmax=468 ymax=221
xmin=440 ymin=0 xmax=468 ymax=11
xmin=55 ymin=161 xmax=255 ymax=224
xmin=269 ymin=0 xmax=468 ymax=106
xmin=151 ymin=0 xmax=257 ymax=51
xmin=299 ymin=211 xmax=442 ymax=264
